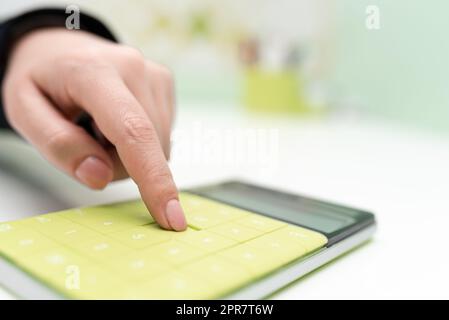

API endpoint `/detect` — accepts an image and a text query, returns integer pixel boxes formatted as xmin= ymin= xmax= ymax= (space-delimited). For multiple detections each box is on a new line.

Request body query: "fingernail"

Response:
xmin=165 ymin=199 xmax=187 ymax=231
xmin=75 ymin=156 xmax=112 ymax=190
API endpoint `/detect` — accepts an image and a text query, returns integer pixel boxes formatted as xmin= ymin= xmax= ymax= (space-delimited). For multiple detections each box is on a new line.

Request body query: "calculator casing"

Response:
xmin=0 ymin=181 xmax=376 ymax=299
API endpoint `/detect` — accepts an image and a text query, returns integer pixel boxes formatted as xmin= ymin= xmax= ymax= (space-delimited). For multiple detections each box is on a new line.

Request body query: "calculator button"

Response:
xmin=109 ymin=225 xmax=172 ymax=249
xmin=180 ymin=193 xmax=249 ymax=229
xmin=20 ymin=214 xmax=73 ymax=233
xmin=0 ymin=193 xmax=332 ymax=300
xmin=65 ymin=266 xmax=126 ymax=300
xmin=209 ymin=223 xmax=264 ymax=242
xmin=104 ymin=200 xmax=155 ymax=225
xmin=270 ymin=225 xmax=328 ymax=252
xmin=219 ymin=243 xmax=284 ymax=276
xmin=185 ymin=211 xmax=227 ymax=229
xmin=40 ymin=222 xmax=98 ymax=245
xmin=246 ymin=232 xmax=308 ymax=263
xmin=181 ymin=256 xmax=253 ymax=294
xmin=17 ymin=248 xmax=91 ymax=290
xmin=104 ymin=253 xmax=170 ymax=280
xmin=59 ymin=208 xmax=137 ymax=233
xmin=0 ymin=222 xmax=16 ymax=233
xmin=57 ymin=209 xmax=91 ymax=223
xmin=178 ymin=193 xmax=204 ymax=212
xmin=167 ymin=227 xmax=198 ymax=240
xmin=81 ymin=217 xmax=132 ymax=234
xmin=75 ymin=236 xmax=131 ymax=260
xmin=142 ymin=241 xmax=207 ymax=266
xmin=106 ymin=200 xmax=146 ymax=213
xmin=203 ymin=203 xmax=249 ymax=220
xmin=125 ymin=271 xmax=215 ymax=299
xmin=0 ymin=228 xmax=55 ymax=257
xmin=58 ymin=208 xmax=103 ymax=225
xmin=177 ymin=230 xmax=237 ymax=252
xmin=185 ymin=206 xmax=247 ymax=230
xmin=237 ymin=214 xmax=286 ymax=232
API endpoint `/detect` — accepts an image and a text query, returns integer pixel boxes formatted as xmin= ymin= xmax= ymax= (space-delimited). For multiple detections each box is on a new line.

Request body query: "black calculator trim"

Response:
xmin=186 ymin=180 xmax=376 ymax=247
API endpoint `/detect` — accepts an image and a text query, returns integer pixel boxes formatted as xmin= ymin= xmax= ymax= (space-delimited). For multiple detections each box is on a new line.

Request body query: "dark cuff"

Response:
xmin=0 ymin=7 xmax=118 ymax=131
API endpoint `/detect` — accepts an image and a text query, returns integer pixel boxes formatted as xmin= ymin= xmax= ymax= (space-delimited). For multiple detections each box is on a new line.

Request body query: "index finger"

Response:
xmin=66 ymin=66 xmax=187 ymax=231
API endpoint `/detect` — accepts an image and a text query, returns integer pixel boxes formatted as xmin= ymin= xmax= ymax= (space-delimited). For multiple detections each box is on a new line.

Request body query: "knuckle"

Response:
xmin=45 ymin=129 xmax=73 ymax=154
xmin=74 ymin=48 xmax=103 ymax=62
xmin=147 ymin=163 xmax=171 ymax=183
xmin=74 ymin=61 xmax=112 ymax=78
xmin=60 ymin=51 xmax=113 ymax=79
xmin=121 ymin=114 xmax=156 ymax=144
xmin=153 ymin=65 xmax=174 ymax=86
xmin=141 ymin=163 xmax=175 ymax=196
xmin=59 ymin=50 xmax=95 ymax=70
xmin=119 ymin=46 xmax=145 ymax=71
xmin=60 ymin=53 xmax=116 ymax=98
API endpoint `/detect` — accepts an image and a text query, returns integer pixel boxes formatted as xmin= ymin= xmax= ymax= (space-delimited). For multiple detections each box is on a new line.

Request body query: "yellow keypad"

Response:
xmin=0 ymin=193 xmax=328 ymax=299
xmin=271 ymin=225 xmax=328 ymax=251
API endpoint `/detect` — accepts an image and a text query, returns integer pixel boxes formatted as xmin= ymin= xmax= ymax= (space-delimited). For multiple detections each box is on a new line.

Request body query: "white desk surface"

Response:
xmin=1 ymin=104 xmax=448 ymax=299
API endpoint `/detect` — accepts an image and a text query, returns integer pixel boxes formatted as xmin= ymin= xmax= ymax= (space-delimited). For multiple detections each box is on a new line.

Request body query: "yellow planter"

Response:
xmin=242 ymin=68 xmax=310 ymax=114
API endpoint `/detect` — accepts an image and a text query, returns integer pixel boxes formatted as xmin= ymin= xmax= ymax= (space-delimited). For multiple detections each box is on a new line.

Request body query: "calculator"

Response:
xmin=0 ymin=181 xmax=376 ymax=299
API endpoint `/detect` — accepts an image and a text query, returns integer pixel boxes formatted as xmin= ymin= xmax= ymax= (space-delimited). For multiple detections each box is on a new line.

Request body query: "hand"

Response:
xmin=2 ymin=28 xmax=187 ymax=231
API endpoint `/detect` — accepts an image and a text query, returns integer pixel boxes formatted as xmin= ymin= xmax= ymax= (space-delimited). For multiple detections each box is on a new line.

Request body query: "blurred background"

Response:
xmin=2 ymin=0 xmax=449 ymax=131
xmin=1 ymin=0 xmax=449 ymax=299
xmin=1 ymin=0 xmax=449 ymax=218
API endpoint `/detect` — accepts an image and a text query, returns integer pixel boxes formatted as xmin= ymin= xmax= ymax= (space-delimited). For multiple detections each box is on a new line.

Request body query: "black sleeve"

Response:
xmin=0 ymin=8 xmax=118 ymax=131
